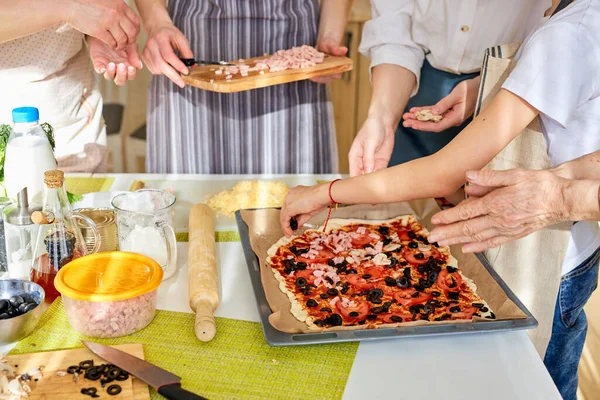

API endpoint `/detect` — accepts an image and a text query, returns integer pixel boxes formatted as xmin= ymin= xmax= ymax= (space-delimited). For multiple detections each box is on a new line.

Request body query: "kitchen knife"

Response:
xmin=179 ymin=58 xmax=234 ymax=67
xmin=82 ymin=341 xmax=208 ymax=400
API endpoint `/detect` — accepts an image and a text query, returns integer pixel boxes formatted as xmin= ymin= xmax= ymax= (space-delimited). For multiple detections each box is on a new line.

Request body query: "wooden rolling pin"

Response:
xmin=188 ymin=204 xmax=219 ymax=341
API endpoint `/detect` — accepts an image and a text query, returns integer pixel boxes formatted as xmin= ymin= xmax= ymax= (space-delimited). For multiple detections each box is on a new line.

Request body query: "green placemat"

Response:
xmin=177 ymin=231 xmax=240 ymax=243
xmin=11 ymin=299 xmax=358 ymax=400
xmin=66 ymin=177 xmax=114 ymax=195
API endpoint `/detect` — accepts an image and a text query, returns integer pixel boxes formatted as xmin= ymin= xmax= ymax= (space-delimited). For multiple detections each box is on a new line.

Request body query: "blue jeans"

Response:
xmin=390 ymin=60 xmax=479 ymax=165
xmin=544 ymin=247 xmax=600 ymax=400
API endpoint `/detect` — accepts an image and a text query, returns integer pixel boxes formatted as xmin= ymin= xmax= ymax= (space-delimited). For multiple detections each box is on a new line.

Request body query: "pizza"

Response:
xmin=266 ymin=215 xmax=495 ymax=329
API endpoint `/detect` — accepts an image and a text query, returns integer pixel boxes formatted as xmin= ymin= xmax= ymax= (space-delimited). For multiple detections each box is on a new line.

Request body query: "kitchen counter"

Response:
xmin=6 ymin=173 xmax=562 ymax=399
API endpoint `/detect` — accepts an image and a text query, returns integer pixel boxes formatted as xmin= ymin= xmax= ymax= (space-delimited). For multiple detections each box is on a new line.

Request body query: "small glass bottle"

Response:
xmin=30 ymin=170 xmax=100 ymax=303
xmin=3 ymin=188 xmax=40 ymax=280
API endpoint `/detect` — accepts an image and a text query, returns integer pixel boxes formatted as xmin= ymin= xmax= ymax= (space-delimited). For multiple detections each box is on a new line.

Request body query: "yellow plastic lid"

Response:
xmin=54 ymin=252 xmax=164 ymax=302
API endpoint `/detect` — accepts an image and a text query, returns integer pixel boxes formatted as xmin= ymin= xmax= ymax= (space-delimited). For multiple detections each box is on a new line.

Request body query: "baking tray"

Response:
xmin=235 ymin=210 xmax=538 ymax=346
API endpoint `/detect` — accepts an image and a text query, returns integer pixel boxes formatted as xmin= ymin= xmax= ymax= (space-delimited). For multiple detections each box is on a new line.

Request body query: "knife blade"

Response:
xmin=179 ymin=58 xmax=234 ymax=67
xmin=82 ymin=341 xmax=208 ymax=400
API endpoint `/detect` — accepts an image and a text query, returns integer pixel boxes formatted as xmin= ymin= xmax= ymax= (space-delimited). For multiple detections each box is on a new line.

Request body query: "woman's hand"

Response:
xmin=280 ymin=184 xmax=331 ymax=237
xmin=142 ymin=22 xmax=194 ymax=88
xmin=66 ymin=0 xmax=140 ymax=50
xmin=403 ymin=76 xmax=480 ymax=132
xmin=88 ymin=36 xmax=142 ymax=86
xmin=348 ymin=117 xmax=396 ymax=177
xmin=310 ymin=37 xmax=348 ymax=84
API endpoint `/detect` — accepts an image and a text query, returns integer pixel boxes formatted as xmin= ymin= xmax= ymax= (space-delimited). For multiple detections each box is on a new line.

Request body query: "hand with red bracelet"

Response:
xmin=280 ymin=180 xmax=339 ymax=237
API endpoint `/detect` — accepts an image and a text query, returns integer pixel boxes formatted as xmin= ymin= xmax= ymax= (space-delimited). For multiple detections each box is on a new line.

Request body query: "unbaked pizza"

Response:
xmin=267 ymin=215 xmax=495 ymax=329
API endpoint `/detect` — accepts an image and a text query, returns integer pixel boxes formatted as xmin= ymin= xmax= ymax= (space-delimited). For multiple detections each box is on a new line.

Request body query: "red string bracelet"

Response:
xmin=323 ymin=179 xmax=341 ymax=232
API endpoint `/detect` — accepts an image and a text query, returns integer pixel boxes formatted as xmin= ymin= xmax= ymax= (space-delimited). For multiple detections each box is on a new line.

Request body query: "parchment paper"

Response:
xmin=240 ymin=199 xmax=528 ymax=334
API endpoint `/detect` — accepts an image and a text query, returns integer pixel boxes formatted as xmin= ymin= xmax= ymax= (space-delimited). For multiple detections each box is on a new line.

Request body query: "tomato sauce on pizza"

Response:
xmin=267 ymin=215 xmax=495 ymax=329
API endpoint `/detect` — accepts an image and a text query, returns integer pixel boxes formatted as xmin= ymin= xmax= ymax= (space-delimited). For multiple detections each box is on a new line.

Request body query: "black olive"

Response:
xmin=382 ymin=238 xmax=392 ymax=246
xmin=340 ymin=287 xmax=349 ymax=295
xmin=431 ymin=291 xmax=441 ymax=297
xmin=362 ymin=274 xmax=372 ymax=279
xmin=366 ymin=314 xmax=377 ymax=320
xmin=326 ymin=288 xmax=339 ymax=297
xmin=328 ymin=314 xmax=343 ymax=326
xmin=296 ymin=262 xmax=307 ymax=270
xmin=369 ymin=288 xmax=384 ymax=298
xmin=290 ymin=245 xmax=297 ymax=253
xmin=408 ymin=241 xmax=418 ymax=249
xmin=347 ymin=269 xmax=358 ymax=274
xmin=298 ymin=248 xmax=310 ymax=255
xmin=409 ymin=305 xmax=421 ymax=314
xmin=448 ymin=291 xmax=460 ymax=300
xmin=411 ymin=291 xmax=420 ymax=298
xmin=9 ymin=295 xmax=24 ymax=308
xmin=116 ymin=372 xmax=129 ymax=381
xmin=79 ymin=360 xmax=94 ymax=370
xmin=320 ymin=307 xmax=332 ymax=313
xmin=473 ymin=313 xmax=481 ymax=318
xmin=417 ymin=264 xmax=426 ymax=274
xmin=408 ymin=231 xmax=417 ymax=239
xmin=388 ymin=257 xmax=398 ymax=268
xmin=489 ymin=312 xmax=496 ymax=319
xmin=434 ymin=317 xmax=443 ymax=321
xmin=370 ymin=306 xmax=384 ymax=314
xmin=320 ymin=294 xmax=329 ymax=299
xmin=290 ymin=218 xmax=298 ymax=231
xmin=385 ymin=277 xmax=397 ymax=286
xmin=358 ymin=320 xmax=366 ymax=325
xmin=0 ymin=299 xmax=8 ymax=313
xmin=369 ymin=298 xmax=382 ymax=304
xmin=306 ymin=299 xmax=318 ymax=307
xmin=349 ymin=311 xmax=359 ymax=317
xmin=428 ymin=271 xmax=439 ymax=282
xmin=295 ymin=277 xmax=307 ymax=287
xmin=448 ymin=277 xmax=457 ymax=288
xmin=314 ymin=320 xmax=326 ymax=327
xmin=403 ymin=267 xmax=412 ymax=278
xmin=400 ymin=261 xmax=409 ymax=266
xmin=472 ymin=303 xmax=484 ymax=309
xmin=449 ymin=306 xmax=461 ymax=313
xmin=378 ymin=226 xmax=390 ymax=235
xmin=419 ymin=278 xmax=433 ymax=289
xmin=413 ymin=284 xmax=424 ymax=292
xmin=0 ymin=313 xmax=9 ymax=320
xmin=396 ymin=277 xmax=410 ymax=289
xmin=67 ymin=365 xmax=80 ymax=374
xmin=432 ymin=242 xmax=439 ymax=247
xmin=22 ymin=303 xmax=37 ymax=313
xmin=447 ymin=266 xmax=458 ymax=273
xmin=390 ymin=315 xmax=403 ymax=323
xmin=423 ymin=304 xmax=434 ymax=314
xmin=328 ymin=259 xmax=336 ymax=267
xmin=107 ymin=385 xmax=122 ymax=396
xmin=307 ymin=284 xmax=318 ymax=289
xmin=480 ymin=307 xmax=489 ymax=313
xmin=436 ymin=259 xmax=445 ymax=265
xmin=414 ymin=253 xmax=425 ymax=259
xmin=325 ymin=277 xmax=334 ymax=285
xmin=441 ymin=313 xmax=452 ymax=320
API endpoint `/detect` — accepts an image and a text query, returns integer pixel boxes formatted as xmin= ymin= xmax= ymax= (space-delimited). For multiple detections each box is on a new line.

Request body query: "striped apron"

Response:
xmin=147 ymin=0 xmax=337 ymax=174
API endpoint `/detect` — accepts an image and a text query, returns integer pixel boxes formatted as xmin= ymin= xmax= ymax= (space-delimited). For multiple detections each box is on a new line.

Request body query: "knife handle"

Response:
xmin=158 ymin=384 xmax=208 ymax=400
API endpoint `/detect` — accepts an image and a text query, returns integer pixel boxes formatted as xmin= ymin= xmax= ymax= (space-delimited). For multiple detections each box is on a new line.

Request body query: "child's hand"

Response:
xmin=403 ymin=76 xmax=480 ymax=132
xmin=280 ymin=184 xmax=330 ymax=237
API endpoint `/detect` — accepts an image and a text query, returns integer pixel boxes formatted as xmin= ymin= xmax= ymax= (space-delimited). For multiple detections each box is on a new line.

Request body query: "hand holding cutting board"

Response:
xmin=188 ymin=204 xmax=219 ymax=341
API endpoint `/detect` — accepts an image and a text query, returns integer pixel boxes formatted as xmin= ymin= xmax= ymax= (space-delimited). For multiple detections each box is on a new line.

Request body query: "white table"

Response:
xmin=25 ymin=173 xmax=567 ymax=399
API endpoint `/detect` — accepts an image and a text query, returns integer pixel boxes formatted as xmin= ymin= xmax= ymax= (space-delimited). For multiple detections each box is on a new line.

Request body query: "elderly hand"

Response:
xmin=348 ymin=117 xmax=395 ymax=177
xmin=142 ymin=22 xmax=194 ymax=88
xmin=280 ymin=184 xmax=330 ymax=237
xmin=67 ymin=0 xmax=140 ymax=50
xmin=88 ymin=37 xmax=142 ymax=86
xmin=310 ymin=37 xmax=348 ymax=84
xmin=403 ymin=76 xmax=480 ymax=132
xmin=427 ymin=169 xmax=570 ymax=253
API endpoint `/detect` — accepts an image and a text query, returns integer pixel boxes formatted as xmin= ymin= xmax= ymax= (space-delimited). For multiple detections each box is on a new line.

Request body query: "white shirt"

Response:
xmin=359 ymin=0 xmax=551 ymax=95
xmin=0 ymin=25 xmax=106 ymax=163
xmin=502 ymin=0 xmax=600 ymax=275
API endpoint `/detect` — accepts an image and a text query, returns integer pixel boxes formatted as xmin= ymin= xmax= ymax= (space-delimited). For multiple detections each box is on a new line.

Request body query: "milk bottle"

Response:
xmin=4 ymin=107 xmax=57 ymax=205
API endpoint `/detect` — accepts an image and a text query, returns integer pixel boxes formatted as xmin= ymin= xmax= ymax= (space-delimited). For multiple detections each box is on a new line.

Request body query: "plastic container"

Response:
xmin=54 ymin=252 xmax=163 ymax=338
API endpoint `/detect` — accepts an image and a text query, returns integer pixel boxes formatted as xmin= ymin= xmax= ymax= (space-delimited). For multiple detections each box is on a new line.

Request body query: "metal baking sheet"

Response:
xmin=235 ymin=210 xmax=538 ymax=346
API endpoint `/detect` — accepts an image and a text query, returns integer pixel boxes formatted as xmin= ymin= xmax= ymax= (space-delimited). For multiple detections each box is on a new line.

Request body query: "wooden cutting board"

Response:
xmin=182 ymin=55 xmax=353 ymax=93
xmin=5 ymin=344 xmax=149 ymax=400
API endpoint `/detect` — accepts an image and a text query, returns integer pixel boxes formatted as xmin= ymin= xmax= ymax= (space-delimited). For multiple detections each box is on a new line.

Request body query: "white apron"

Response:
xmin=475 ymin=42 xmax=571 ymax=356
xmin=0 ymin=25 xmax=107 ymax=173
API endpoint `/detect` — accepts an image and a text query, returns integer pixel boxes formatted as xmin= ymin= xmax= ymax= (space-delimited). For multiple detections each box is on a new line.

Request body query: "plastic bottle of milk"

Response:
xmin=4 ymin=107 xmax=57 ymax=205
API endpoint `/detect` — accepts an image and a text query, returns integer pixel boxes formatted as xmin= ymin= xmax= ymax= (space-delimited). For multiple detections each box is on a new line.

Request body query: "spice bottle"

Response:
xmin=30 ymin=170 xmax=100 ymax=303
